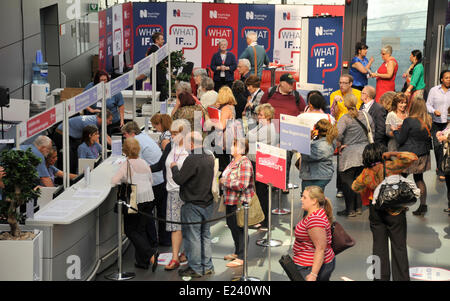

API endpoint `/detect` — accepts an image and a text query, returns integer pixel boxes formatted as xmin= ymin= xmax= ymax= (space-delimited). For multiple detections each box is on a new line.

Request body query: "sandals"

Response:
xmin=226 ymin=259 xmax=243 ymax=268
xmin=224 ymin=254 xmax=238 ymax=261
xmin=165 ymin=259 xmax=180 ymax=271
xmin=150 ymin=252 xmax=160 ymax=273
xmin=179 ymin=252 xmax=187 ymax=263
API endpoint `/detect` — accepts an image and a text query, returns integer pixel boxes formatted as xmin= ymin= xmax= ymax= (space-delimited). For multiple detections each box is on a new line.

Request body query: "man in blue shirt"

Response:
xmin=20 ymin=135 xmax=54 ymax=187
xmin=122 ymin=121 xmax=171 ymax=246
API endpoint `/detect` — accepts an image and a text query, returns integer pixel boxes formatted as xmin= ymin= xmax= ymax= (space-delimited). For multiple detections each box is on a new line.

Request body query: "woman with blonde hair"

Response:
xmin=111 ymin=137 xmax=159 ymax=271
xmin=336 ymin=93 xmax=374 ymax=217
xmin=298 ymin=119 xmax=338 ymax=192
xmin=392 ymin=97 xmax=432 ymax=216
xmin=293 ymin=186 xmax=335 ymax=281
xmin=379 ymin=91 xmax=396 ymax=113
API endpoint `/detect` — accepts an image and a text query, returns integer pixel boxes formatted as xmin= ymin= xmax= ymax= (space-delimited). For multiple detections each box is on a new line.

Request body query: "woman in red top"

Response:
xmin=220 ymin=138 xmax=255 ymax=268
xmin=371 ymin=45 xmax=399 ymax=102
xmin=293 ymin=186 xmax=335 ymax=281
xmin=352 ymin=143 xmax=417 ymax=281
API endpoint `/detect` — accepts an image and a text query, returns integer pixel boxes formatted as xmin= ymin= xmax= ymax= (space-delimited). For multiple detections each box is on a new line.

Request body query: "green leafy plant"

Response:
xmin=165 ymin=50 xmax=191 ymax=93
xmin=0 ymin=148 xmax=41 ymax=238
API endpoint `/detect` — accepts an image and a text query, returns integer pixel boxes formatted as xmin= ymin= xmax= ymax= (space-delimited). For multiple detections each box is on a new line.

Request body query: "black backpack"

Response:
xmin=267 ymin=86 xmax=301 ymax=107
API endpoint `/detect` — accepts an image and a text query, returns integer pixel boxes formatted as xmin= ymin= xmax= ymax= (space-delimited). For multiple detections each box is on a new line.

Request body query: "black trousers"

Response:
xmin=226 ymin=205 xmax=245 ymax=260
xmin=432 ymin=122 xmax=447 ymax=176
xmin=150 ymin=182 xmax=171 ymax=246
xmin=445 ymin=175 xmax=450 ymax=208
xmin=124 ymin=202 xmax=158 ymax=266
xmin=214 ymin=78 xmax=233 ymax=92
xmin=369 ymin=205 xmax=409 ymax=281
xmin=341 ymin=166 xmax=364 ymax=212
xmin=252 ymin=161 xmax=269 ymax=227
xmin=336 ymin=155 xmax=343 ymax=191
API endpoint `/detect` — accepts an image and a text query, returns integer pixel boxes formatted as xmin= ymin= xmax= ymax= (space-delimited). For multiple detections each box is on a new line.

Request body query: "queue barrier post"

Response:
xmin=239 ymin=202 xmax=260 ymax=282
xmin=105 ymin=200 xmax=135 ymax=281
xmin=256 ymin=183 xmax=282 ymax=249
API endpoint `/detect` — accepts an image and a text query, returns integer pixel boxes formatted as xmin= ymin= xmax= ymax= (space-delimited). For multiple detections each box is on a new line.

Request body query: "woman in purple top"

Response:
xmin=77 ymin=125 xmax=102 ymax=159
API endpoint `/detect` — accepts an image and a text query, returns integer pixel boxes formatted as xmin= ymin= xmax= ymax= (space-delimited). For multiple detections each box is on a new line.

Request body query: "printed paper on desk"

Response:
xmin=207 ymin=106 xmax=220 ymax=121
xmin=256 ymin=142 xmax=287 ymax=190
xmin=280 ymin=114 xmax=311 ymax=155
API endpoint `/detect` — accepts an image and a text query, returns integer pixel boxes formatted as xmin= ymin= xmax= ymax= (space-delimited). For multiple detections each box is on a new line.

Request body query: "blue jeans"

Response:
xmin=301 ymin=179 xmax=331 ymax=192
xmin=296 ymin=258 xmax=335 ymax=281
xmin=181 ymin=202 xmax=214 ymax=275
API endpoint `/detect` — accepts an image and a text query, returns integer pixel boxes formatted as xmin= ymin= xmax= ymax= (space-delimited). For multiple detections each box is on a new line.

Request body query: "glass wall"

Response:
xmin=366 ymin=0 xmax=428 ymax=91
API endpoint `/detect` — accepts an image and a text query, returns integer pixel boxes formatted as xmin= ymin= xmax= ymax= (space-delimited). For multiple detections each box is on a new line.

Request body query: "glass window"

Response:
xmin=366 ymin=0 xmax=428 ymax=91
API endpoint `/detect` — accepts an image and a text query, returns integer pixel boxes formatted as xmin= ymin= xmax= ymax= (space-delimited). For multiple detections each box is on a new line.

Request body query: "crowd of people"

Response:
xmin=6 ymin=33 xmax=450 ymax=282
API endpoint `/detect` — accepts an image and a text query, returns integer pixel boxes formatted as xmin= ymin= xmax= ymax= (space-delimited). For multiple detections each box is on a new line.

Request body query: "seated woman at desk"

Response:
xmin=77 ymin=125 xmax=102 ymax=159
xmin=46 ymin=147 xmax=77 ymax=185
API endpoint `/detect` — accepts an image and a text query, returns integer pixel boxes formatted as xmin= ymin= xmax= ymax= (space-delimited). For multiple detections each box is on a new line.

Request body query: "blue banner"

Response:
xmin=307 ymin=17 xmax=343 ymax=100
xmin=238 ymin=4 xmax=275 ymax=62
xmin=133 ymin=2 xmax=167 ymax=63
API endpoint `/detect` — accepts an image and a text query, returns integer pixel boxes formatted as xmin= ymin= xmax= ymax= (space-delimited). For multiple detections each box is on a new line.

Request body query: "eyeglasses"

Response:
xmin=339 ymin=82 xmax=350 ymax=85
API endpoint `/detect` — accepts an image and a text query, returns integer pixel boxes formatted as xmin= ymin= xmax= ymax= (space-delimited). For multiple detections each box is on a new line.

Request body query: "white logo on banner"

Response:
xmin=140 ymin=9 xmax=147 ymax=19
xmin=315 ymin=26 xmax=324 ymax=36
xmin=246 ymin=11 xmax=254 ymax=20
xmin=210 ymin=10 xmax=217 ymax=19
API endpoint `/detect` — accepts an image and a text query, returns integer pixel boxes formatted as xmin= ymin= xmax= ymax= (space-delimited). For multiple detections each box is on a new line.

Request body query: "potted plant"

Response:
xmin=0 ymin=148 xmax=43 ymax=281
xmin=165 ymin=50 xmax=191 ymax=95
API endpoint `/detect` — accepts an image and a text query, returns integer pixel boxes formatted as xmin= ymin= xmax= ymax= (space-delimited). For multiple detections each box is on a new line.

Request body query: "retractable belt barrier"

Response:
xmin=119 ymin=201 xmax=241 ymax=225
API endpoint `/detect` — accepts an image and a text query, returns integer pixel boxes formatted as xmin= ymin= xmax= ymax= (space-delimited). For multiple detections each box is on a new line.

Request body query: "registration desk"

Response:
xmin=21 ymin=155 xmax=128 ymax=281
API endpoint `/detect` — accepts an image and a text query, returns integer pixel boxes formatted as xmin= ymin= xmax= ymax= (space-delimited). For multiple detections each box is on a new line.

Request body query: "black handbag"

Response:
xmin=441 ymin=142 xmax=450 ymax=175
xmin=114 ymin=160 xmax=138 ymax=215
xmin=375 ymin=161 xmax=417 ymax=211
xmin=331 ymin=221 xmax=355 ymax=255
xmin=279 ymin=254 xmax=304 ymax=281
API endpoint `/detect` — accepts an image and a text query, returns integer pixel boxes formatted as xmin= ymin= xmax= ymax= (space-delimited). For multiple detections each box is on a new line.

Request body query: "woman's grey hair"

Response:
xmin=201 ymin=77 xmax=215 ymax=91
xmin=239 ymin=58 xmax=251 ymax=70
xmin=218 ymin=39 xmax=228 ymax=47
xmin=171 ymin=119 xmax=191 ymax=136
xmin=193 ymin=68 xmax=208 ymax=78
xmin=381 ymin=45 xmax=393 ymax=55
xmin=175 ymin=81 xmax=192 ymax=94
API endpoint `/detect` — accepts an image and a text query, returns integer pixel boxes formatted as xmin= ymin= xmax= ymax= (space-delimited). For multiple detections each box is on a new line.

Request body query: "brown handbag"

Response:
xmin=331 ymin=221 xmax=355 ymax=255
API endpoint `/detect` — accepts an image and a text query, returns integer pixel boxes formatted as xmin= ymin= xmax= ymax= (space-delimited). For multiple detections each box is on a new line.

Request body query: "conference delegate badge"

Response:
xmin=255 ymin=142 xmax=286 ymax=191
xmin=279 ymin=114 xmax=311 ymax=155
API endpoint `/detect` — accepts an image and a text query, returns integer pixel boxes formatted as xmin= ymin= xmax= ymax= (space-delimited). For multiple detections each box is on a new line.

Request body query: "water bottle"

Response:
xmin=32 ymin=50 xmax=48 ymax=84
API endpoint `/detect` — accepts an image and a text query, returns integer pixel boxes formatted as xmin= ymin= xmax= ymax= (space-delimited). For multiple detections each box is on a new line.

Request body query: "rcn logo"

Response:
xmin=173 ymin=9 xmax=181 ymax=17
xmin=210 ymin=10 xmax=218 ymax=19
xmin=283 ymin=12 xmax=290 ymax=20
xmin=246 ymin=11 xmax=254 ymax=20
xmin=140 ymin=10 xmax=147 ymax=18
xmin=315 ymin=26 xmax=324 ymax=36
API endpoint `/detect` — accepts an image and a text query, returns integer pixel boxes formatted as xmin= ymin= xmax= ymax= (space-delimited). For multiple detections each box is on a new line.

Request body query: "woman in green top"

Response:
xmin=403 ymin=50 xmax=425 ymax=105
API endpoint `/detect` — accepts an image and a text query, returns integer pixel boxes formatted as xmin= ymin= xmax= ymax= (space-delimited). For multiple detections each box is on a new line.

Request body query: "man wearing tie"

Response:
xmin=146 ymin=32 xmax=168 ymax=102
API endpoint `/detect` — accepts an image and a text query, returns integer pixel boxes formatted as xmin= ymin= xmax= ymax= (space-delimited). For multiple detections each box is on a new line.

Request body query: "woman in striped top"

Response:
xmin=293 ymin=186 xmax=335 ymax=281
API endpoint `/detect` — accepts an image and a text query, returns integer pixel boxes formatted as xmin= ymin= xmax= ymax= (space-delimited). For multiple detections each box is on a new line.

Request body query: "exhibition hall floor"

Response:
xmin=96 ymin=156 xmax=450 ymax=282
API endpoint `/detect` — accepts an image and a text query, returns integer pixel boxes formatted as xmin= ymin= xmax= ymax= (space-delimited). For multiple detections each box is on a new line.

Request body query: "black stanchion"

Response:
xmin=240 ymin=202 xmax=260 ymax=281
xmin=105 ymin=201 xmax=135 ymax=281
xmin=272 ymin=188 xmax=290 ymax=215
xmin=256 ymin=183 xmax=282 ymax=247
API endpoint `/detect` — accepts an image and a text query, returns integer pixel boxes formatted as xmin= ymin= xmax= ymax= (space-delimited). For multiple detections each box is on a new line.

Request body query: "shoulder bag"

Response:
xmin=354 ymin=111 xmax=374 ymax=144
xmin=374 ymin=160 xmax=418 ymax=211
xmin=442 ymin=140 xmax=450 ymax=174
xmin=235 ymin=158 xmax=265 ymax=227
xmin=279 ymin=254 xmax=304 ymax=281
xmin=331 ymin=221 xmax=355 ymax=255
xmin=116 ymin=160 xmax=138 ymax=215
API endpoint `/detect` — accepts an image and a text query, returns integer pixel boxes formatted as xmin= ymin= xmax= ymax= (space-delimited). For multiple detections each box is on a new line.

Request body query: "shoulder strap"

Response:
xmin=417 ymin=118 xmax=431 ymax=137
xmin=251 ymin=46 xmax=258 ymax=76
xmin=268 ymin=86 xmax=277 ymax=100
xmin=354 ymin=115 xmax=369 ymax=136
xmin=293 ymin=90 xmax=300 ymax=106
xmin=361 ymin=111 xmax=373 ymax=136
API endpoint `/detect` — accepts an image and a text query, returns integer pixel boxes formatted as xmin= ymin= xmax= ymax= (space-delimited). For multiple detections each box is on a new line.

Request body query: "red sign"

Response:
xmin=122 ymin=2 xmax=133 ymax=67
xmin=98 ymin=9 xmax=107 ymax=71
xmin=255 ymin=143 xmax=286 ymax=190
xmin=27 ymin=107 xmax=56 ymax=138
xmin=201 ymin=3 xmax=239 ymax=69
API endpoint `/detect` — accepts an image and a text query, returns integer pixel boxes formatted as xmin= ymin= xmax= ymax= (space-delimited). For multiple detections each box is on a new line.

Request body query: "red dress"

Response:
xmin=375 ymin=57 xmax=398 ymax=102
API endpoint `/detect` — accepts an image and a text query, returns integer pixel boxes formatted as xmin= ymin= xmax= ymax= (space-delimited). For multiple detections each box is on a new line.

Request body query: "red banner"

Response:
xmin=122 ymin=2 xmax=133 ymax=68
xmin=201 ymin=3 xmax=239 ymax=70
xmin=27 ymin=108 xmax=56 ymax=138
xmin=98 ymin=10 xmax=107 ymax=71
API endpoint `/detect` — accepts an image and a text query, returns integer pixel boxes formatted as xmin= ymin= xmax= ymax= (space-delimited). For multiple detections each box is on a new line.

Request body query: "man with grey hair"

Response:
xmin=239 ymin=31 xmax=269 ymax=79
xmin=237 ymin=58 xmax=251 ymax=82
xmin=361 ymin=85 xmax=387 ymax=145
xmin=20 ymin=135 xmax=54 ymax=187
xmin=171 ymin=131 xmax=215 ymax=278
xmin=193 ymin=69 xmax=209 ymax=99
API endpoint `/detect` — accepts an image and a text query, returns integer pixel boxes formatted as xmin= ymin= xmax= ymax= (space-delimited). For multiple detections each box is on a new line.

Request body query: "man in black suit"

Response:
xmin=361 ymin=85 xmax=387 ymax=145
xmin=146 ymin=32 xmax=168 ymax=102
